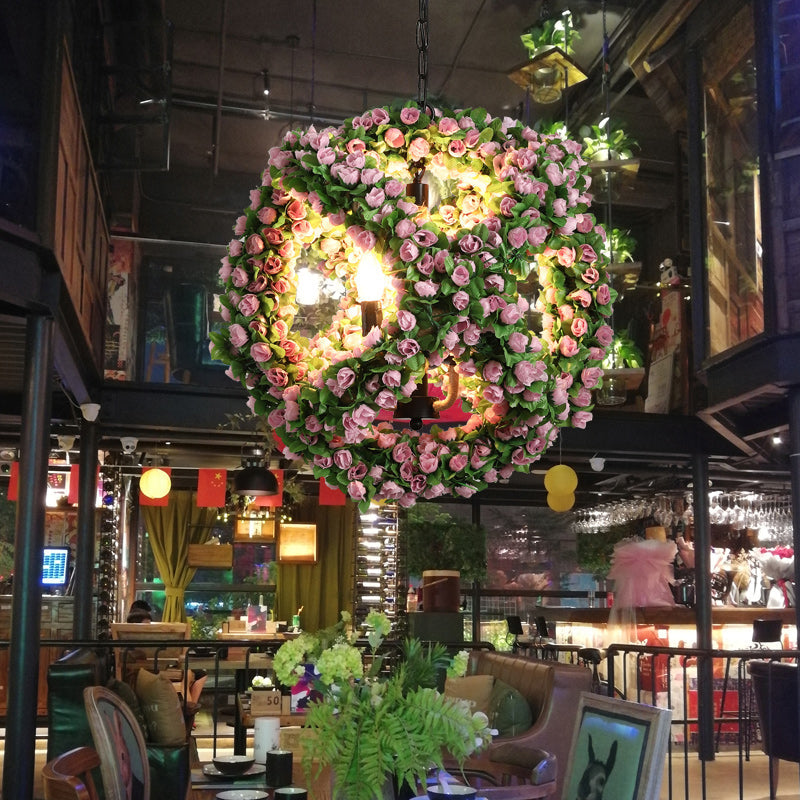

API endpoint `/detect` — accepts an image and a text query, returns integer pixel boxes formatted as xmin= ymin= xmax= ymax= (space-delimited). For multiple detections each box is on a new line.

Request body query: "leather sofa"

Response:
xmin=47 ymin=647 xmax=190 ymax=800
xmin=466 ymin=650 xmax=593 ymax=799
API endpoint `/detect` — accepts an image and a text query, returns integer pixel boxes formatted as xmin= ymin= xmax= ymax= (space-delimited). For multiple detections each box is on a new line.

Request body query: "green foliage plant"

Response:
xmin=602 ymin=325 xmax=645 ymax=370
xmin=399 ymin=504 xmax=487 ymax=583
xmin=520 ymin=13 xmax=579 ymax=56
xmin=609 ymin=228 xmax=637 ymax=263
xmin=285 ymin=612 xmax=494 ymax=800
xmin=579 ymin=120 xmax=639 ymax=162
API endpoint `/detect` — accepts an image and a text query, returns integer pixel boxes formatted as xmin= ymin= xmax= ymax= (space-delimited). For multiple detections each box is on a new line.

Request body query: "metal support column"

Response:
xmin=788 ymin=387 xmax=800 ymax=770
xmin=74 ymin=414 xmax=99 ymax=639
xmin=2 ymin=314 xmax=55 ymax=800
xmin=692 ymin=450 xmax=715 ymax=761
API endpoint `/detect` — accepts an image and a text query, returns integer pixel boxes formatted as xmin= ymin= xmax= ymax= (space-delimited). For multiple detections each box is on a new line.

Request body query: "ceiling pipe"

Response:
xmin=213 ymin=0 xmax=228 ymax=177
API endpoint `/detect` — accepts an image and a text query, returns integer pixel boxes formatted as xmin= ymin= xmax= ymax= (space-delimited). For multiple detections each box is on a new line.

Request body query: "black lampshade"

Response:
xmin=232 ymin=465 xmax=278 ymax=496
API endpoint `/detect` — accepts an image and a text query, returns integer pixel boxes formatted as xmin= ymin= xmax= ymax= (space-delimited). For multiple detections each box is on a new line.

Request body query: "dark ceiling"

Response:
xmin=2 ymin=0 xmax=792 ymax=506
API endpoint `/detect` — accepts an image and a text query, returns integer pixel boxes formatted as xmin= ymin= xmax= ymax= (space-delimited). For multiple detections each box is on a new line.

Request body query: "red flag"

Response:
xmin=319 ymin=478 xmax=346 ymax=506
xmin=252 ymin=469 xmax=284 ymax=507
xmin=197 ymin=468 xmax=228 ymax=507
xmin=7 ymin=461 xmax=18 ymax=501
xmin=139 ymin=467 xmax=172 ymax=506
xmin=68 ymin=464 xmax=80 ymax=505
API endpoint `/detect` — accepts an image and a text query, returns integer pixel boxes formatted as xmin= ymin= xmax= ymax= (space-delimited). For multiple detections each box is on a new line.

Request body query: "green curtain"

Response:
xmin=275 ymin=500 xmax=356 ymax=631
xmin=141 ymin=490 xmax=216 ymax=622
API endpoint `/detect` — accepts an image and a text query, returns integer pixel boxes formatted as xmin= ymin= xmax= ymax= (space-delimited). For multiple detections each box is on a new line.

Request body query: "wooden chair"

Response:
xmin=42 ymin=746 xmax=101 ymax=800
xmin=110 ymin=621 xmax=191 ymax=690
xmin=83 ymin=685 xmax=151 ymax=800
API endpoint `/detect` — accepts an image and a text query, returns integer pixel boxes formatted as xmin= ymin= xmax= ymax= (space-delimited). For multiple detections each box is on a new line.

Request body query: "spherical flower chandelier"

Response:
xmin=209 ymin=103 xmax=616 ymax=509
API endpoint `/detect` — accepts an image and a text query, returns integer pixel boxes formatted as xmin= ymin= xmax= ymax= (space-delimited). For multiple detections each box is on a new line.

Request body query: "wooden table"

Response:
xmin=190 ymin=760 xmax=331 ymax=799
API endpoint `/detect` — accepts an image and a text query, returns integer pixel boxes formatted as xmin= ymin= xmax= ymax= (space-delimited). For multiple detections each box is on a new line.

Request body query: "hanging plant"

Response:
xmin=609 ymin=228 xmax=637 ymax=263
xmin=520 ymin=13 xmax=579 ymax=57
xmin=602 ymin=325 xmax=645 ymax=370
xmin=209 ymin=103 xmax=616 ymax=509
xmin=579 ymin=121 xmax=639 ymax=162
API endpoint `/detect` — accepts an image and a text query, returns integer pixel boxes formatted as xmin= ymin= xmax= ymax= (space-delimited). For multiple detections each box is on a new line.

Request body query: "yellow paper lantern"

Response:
xmin=140 ymin=467 xmax=171 ymax=499
xmin=544 ymin=464 xmax=578 ymax=494
xmin=547 ymin=492 xmax=575 ymax=512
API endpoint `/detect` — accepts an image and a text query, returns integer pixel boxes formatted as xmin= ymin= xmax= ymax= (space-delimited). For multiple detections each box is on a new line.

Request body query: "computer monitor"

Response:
xmin=42 ymin=546 xmax=71 ymax=588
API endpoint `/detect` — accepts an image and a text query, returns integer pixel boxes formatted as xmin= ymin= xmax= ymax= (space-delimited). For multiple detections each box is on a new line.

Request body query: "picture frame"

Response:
xmin=233 ymin=514 xmax=276 ymax=543
xmin=562 ymin=692 xmax=671 ymax=800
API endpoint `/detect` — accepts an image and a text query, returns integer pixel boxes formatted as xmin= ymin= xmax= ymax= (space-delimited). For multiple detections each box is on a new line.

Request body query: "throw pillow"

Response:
xmin=107 ymin=677 xmax=150 ymax=740
xmin=135 ymin=669 xmax=186 ymax=746
xmin=489 ymin=679 xmax=533 ymax=738
xmin=444 ymin=674 xmax=494 ymax=716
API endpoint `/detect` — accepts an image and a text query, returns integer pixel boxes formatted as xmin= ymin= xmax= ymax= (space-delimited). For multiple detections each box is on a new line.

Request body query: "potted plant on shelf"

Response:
xmin=273 ymin=611 xmax=494 ymax=800
xmin=597 ymin=325 xmax=646 ymax=406
xmin=399 ymin=504 xmax=487 ymax=613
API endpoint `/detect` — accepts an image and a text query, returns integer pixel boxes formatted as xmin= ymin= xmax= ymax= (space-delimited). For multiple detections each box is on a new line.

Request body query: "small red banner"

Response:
xmin=319 ymin=478 xmax=346 ymax=506
xmin=197 ymin=468 xmax=228 ymax=507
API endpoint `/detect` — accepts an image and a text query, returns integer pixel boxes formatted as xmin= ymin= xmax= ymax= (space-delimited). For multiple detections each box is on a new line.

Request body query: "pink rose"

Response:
xmin=596 ymin=284 xmax=611 ymax=305
xmin=365 ymin=187 xmax=385 ymax=208
xmin=570 ymin=289 xmax=592 ymax=308
xmin=580 ymin=245 xmax=598 ymax=263
xmin=451 ymin=264 xmax=471 ymax=286
xmin=559 ymin=336 xmax=579 ymax=357
xmin=508 ymin=332 xmax=528 ymax=353
xmin=261 ymin=228 xmax=284 ymax=246
xmin=508 ymin=227 xmax=528 ymax=249
xmin=448 ymin=140 xmax=466 ymax=158
xmin=333 ymin=449 xmax=353 ymax=469
xmin=452 ymin=290 xmax=470 ymax=311
xmin=231 ymin=266 xmax=249 ymax=288
xmin=499 ymin=304 xmax=522 ymax=325
xmin=408 ymin=137 xmax=430 ymax=161
xmin=459 ymin=234 xmax=482 ymax=254
xmin=572 ymin=410 xmax=593 ymax=429
xmin=438 ymin=117 xmax=459 ymax=135
xmin=581 ymin=367 xmax=603 ymax=389
xmin=228 ymin=324 xmax=248 ymax=348
xmin=514 ymin=360 xmax=545 ymax=386
xmin=419 ymin=453 xmax=440 ymax=474
xmin=266 ymin=367 xmax=288 ymax=386
xmin=596 ymin=325 xmax=614 ymax=346
xmin=571 ymin=317 xmax=589 ymax=337
xmin=400 ymin=107 xmax=421 ymax=124
xmin=383 ymin=370 xmax=401 ymax=387
xmin=352 ymin=404 xmax=376 ymax=427
xmin=528 ymin=226 xmax=548 ymax=246
xmin=399 ymin=240 xmax=420 ymax=262
xmin=245 ymin=234 xmax=265 ymax=254
xmin=449 ymin=454 xmax=468 ymax=472
xmin=397 ymin=339 xmax=420 ymax=358
xmin=482 ymin=360 xmax=504 ymax=384
xmin=483 ymin=385 xmax=505 ymax=404
xmin=414 ymin=280 xmax=438 ymax=297
xmin=499 ymin=195 xmax=516 ymax=217
xmin=286 ymin=200 xmax=306 ymax=220
xmin=392 ymin=442 xmax=412 ymax=462
xmin=383 ymin=127 xmax=405 ymax=148
xmin=250 ymin=342 xmax=272 ymax=362
xmin=558 ymin=304 xmax=574 ymax=322
xmin=582 ymin=267 xmax=600 ymax=283
xmin=385 ymin=179 xmax=405 ymax=197
xmin=557 ymin=247 xmax=576 ymax=267
xmin=237 ymin=294 xmax=260 ymax=316
xmin=375 ymin=389 xmax=397 ymax=409
xmin=397 ymin=310 xmax=417 ymax=331
xmin=291 ymin=219 xmax=314 ymax=240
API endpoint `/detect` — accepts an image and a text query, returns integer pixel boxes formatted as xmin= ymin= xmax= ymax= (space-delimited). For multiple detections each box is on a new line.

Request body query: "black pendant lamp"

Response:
xmin=232 ymin=445 xmax=278 ymax=496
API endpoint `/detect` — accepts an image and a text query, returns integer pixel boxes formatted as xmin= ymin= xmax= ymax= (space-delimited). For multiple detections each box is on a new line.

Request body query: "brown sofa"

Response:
xmin=466 ymin=650 xmax=592 ymax=798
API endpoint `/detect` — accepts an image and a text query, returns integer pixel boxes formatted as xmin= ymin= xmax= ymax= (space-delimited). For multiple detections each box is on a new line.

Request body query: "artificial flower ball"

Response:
xmin=210 ymin=104 xmax=616 ymax=509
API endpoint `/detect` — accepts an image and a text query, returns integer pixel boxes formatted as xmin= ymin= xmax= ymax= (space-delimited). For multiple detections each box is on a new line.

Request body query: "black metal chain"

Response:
xmin=416 ymin=0 xmax=429 ymax=111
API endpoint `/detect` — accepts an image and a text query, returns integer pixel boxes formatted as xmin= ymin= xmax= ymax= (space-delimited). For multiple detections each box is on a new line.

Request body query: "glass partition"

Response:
xmin=703 ymin=3 xmax=763 ymax=356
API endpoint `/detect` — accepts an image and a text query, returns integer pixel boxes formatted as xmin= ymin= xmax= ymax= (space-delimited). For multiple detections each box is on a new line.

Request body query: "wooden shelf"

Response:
xmin=533 ymin=606 xmax=797 ymax=626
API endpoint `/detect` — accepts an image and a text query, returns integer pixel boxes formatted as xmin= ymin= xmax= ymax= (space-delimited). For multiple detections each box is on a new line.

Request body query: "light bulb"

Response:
xmin=295 ymin=268 xmax=321 ymax=305
xmin=354 ymin=252 xmax=384 ymax=302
